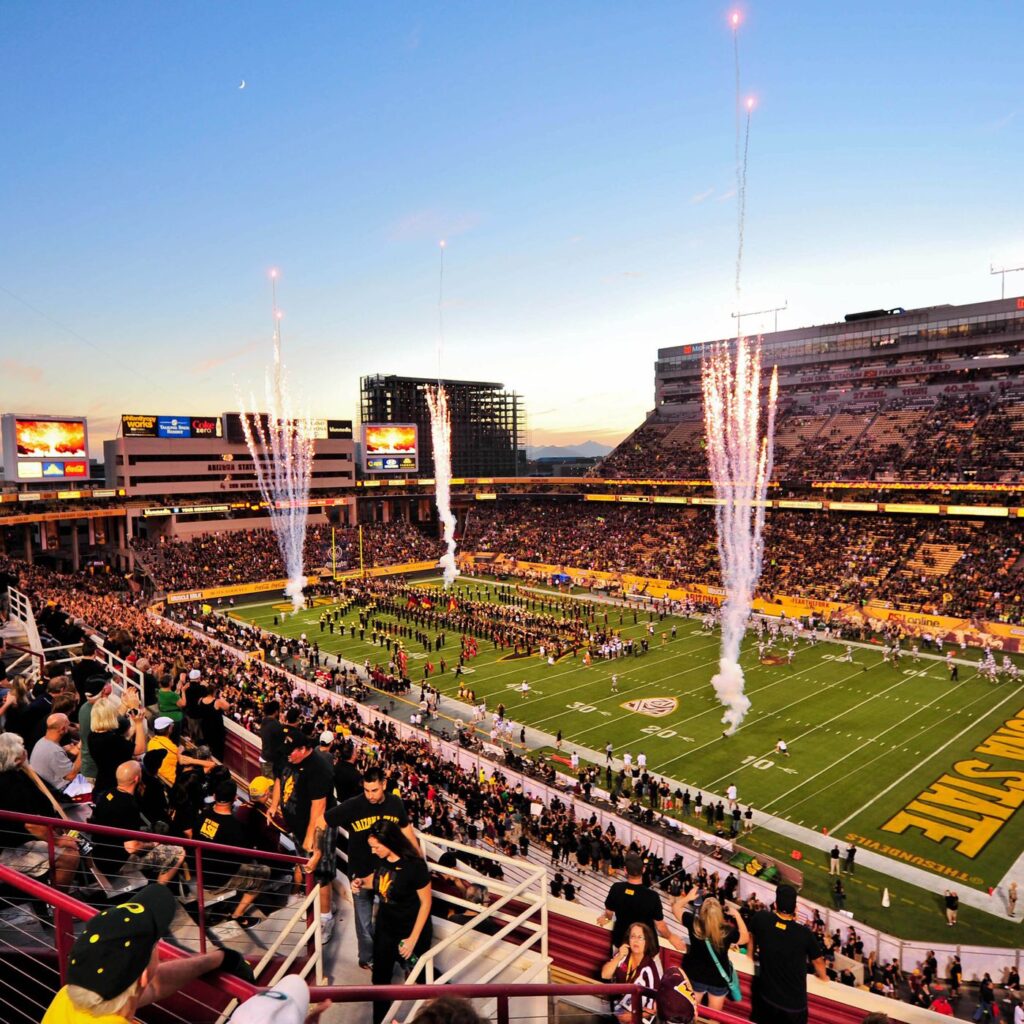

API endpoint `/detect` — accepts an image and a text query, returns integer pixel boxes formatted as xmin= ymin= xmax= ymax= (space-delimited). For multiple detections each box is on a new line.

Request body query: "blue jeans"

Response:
xmin=353 ymin=885 xmax=376 ymax=964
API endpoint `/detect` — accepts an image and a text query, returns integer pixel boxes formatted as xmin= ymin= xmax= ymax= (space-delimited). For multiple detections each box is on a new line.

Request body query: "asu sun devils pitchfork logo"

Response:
xmin=622 ymin=697 xmax=678 ymax=718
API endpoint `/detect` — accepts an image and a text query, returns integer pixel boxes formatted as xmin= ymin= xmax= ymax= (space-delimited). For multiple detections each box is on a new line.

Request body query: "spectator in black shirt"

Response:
xmin=748 ymin=883 xmax=828 ymax=1024
xmin=188 ymin=777 xmax=269 ymax=928
xmin=89 ymin=761 xmax=184 ymax=885
xmin=325 ymin=766 xmax=421 ymax=969
xmin=270 ymin=731 xmax=337 ymax=941
xmin=674 ymin=890 xmax=749 ymax=1012
xmin=258 ymin=700 xmax=286 ymax=778
xmin=0 ymin=732 xmax=80 ymax=888
xmin=88 ymin=698 xmax=146 ymax=796
xmin=352 ymin=820 xmax=432 ymax=1024
xmin=596 ymin=853 xmax=684 ymax=952
xmin=333 ymin=740 xmax=362 ymax=803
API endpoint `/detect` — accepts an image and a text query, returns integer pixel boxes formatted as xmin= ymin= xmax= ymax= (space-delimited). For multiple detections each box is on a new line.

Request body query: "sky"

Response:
xmin=2 ymin=2 xmax=1023 ymax=450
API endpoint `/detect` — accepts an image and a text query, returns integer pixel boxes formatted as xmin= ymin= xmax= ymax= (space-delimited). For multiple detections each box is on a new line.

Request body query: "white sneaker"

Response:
xmin=320 ymin=913 xmax=335 ymax=944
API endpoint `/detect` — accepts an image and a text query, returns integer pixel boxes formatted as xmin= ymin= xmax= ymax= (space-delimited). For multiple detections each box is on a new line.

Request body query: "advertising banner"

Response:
xmin=157 ymin=416 xmax=192 ymax=438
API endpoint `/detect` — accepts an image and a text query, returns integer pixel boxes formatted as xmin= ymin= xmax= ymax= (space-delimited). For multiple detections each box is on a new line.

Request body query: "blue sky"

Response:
xmin=2 ymin=2 xmax=1022 ymax=448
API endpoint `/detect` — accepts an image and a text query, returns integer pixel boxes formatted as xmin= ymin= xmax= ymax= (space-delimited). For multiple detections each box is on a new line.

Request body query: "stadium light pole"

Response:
xmin=990 ymin=263 xmax=1024 ymax=300
xmin=731 ymin=300 xmax=788 ymax=336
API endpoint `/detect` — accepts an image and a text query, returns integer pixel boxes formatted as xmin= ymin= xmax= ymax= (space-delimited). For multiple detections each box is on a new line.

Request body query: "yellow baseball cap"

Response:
xmin=248 ymin=776 xmax=274 ymax=798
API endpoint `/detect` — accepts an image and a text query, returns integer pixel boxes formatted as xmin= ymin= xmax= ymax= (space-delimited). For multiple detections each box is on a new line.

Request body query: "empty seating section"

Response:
xmin=598 ymin=387 xmax=1024 ymax=482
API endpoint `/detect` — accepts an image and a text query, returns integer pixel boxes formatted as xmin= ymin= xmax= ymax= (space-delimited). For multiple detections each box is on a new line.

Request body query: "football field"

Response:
xmin=228 ymin=577 xmax=1024 ymax=894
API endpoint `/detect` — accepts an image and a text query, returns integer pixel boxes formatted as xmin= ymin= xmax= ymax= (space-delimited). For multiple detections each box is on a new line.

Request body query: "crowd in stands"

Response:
xmin=597 ymin=385 xmax=1024 ymax=484
xmin=133 ymin=520 xmax=440 ymax=591
xmin=463 ymin=502 xmax=1024 ymax=623
xmin=2 ymin=555 xmax=1022 ymax=1022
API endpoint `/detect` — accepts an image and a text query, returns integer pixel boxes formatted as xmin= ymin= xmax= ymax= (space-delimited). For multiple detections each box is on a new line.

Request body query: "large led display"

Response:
xmin=362 ymin=423 xmax=419 ymax=474
xmin=2 ymin=416 xmax=89 ymax=484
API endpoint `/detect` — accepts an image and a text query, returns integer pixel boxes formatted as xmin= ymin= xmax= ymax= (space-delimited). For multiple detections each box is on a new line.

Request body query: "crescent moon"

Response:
xmin=239 ymin=79 xmax=246 ymax=90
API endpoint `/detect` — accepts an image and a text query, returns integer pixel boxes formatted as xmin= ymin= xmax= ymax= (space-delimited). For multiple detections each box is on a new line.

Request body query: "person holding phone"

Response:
xmin=351 ymin=820 xmax=432 ymax=1024
xmin=600 ymin=921 xmax=663 ymax=1023
xmin=673 ymin=889 xmax=749 ymax=1011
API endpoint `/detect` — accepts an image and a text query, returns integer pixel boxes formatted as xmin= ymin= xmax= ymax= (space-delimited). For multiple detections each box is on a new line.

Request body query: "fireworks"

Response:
xmin=425 ymin=383 xmax=459 ymax=588
xmin=238 ymin=277 xmax=315 ymax=612
xmin=702 ymin=339 xmax=778 ymax=734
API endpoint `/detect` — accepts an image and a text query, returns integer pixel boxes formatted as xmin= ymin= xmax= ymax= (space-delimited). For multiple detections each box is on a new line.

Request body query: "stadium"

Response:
xmin=4 ymin=6 xmax=1024 ymax=1024
xmin=2 ymin=292 xmax=1023 ymax=1024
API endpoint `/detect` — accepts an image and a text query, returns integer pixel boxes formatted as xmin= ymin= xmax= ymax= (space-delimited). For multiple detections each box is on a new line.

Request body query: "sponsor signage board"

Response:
xmin=121 ymin=414 xmax=223 ymax=439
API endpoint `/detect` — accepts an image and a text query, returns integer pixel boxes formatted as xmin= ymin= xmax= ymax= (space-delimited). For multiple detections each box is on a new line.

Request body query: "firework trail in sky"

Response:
xmin=238 ymin=272 xmax=314 ymax=612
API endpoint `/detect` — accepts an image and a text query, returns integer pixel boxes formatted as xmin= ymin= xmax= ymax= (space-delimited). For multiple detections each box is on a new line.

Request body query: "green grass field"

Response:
xmin=227 ymin=576 xmax=1024 ymax=905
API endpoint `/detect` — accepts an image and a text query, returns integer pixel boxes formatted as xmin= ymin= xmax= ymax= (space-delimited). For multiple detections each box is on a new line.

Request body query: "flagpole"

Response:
xmin=332 ymin=526 xmax=337 ymax=580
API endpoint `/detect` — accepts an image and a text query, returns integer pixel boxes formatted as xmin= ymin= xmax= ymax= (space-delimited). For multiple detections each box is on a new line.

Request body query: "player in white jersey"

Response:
xmin=611 ymin=673 xmax=619 ymax=693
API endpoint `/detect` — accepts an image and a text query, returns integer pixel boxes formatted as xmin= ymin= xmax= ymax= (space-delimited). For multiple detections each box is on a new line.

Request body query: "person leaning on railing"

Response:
xmin=41 ymin=882 xmax=248 ymax=1024
xmin=0 ymin=732 xmax=80 ymax=888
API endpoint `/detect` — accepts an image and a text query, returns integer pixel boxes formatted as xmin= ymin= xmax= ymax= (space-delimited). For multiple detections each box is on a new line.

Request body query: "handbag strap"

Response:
xmin=704 ymin=938 xmax=734 ymax=984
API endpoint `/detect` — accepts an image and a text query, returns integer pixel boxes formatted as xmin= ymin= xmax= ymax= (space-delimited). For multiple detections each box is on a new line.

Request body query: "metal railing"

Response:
xmin=0 ymin=864 xmax=259 ymax=1024
xmin=303 ymin=981 xmax=751 ymax=1024
xmin=0 ymin=807 xmax=315 ymax=964
xmin=5 ymin=586 xmax=44 ymax=684
xmin=1 ymin=641 xmax=45 ymax=687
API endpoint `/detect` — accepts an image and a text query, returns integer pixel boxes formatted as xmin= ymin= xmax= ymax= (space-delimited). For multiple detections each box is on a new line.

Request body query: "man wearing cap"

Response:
xmin=748 ymin=883 xmax=828 ymax=1024
xmin=147 ymin=716 xmax=216 ymax=788
xmin=42 ymin=883 xmax=236 ymax=1023
xmin=186 ymin=777 xmax=270 ymax=929
xmin=183 ymin=668 xmax=205 ymax=740
xmin=239 ymin=776 xmax=287 ymax=855
xmin=269 ymin=732 xmax=337 ymax=942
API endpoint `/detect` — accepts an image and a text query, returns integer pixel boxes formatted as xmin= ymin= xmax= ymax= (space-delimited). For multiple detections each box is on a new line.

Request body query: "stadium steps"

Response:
xmin=904 ymin=543 xmax=965 ymax=578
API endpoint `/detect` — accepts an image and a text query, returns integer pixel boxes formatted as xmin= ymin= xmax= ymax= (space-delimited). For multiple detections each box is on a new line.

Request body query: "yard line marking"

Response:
xmin=654 ymin=659 xmax=895 ymax=774
xmin=828 ymin=680 xmax=1024 ymax=833
xmin=751 ymin=669 xmax=983 ymax=818
xmin=552 ymin=647 xmax=883 ymax=745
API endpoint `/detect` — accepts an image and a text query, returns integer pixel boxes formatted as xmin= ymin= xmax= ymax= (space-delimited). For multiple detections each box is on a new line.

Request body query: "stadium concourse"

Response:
xmin=1 ymin=554 xmax=1022 ymax=1023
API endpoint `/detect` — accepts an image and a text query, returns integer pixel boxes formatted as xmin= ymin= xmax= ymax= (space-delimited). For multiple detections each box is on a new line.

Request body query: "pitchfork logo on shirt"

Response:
xmin=622 ymin=697 xmax=678 ymax=718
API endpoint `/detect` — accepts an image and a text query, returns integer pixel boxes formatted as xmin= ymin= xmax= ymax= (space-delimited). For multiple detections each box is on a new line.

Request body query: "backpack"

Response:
xmin=655 ymin=965 xmax=699 ymax=1023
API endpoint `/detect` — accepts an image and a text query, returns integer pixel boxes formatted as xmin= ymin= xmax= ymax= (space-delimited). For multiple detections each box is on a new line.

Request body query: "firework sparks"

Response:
xmin=425 ymin=383 xmax=459 ymax=588
xmin=238 ymin=281 xmax=315 ymax=613
xmin=702 ymin=338 xmax=778 ymax=734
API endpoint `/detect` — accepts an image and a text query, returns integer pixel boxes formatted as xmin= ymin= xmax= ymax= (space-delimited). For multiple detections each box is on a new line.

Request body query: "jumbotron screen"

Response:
xmin=362 ymin=423 xmax=419 ymax=473
xmin=1 ymin=415 xmax=89 ymax=483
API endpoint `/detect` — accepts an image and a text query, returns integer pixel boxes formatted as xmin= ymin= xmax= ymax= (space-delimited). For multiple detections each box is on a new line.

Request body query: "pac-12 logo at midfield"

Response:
xmin=622 ymin=697 xmax=678 ymax=718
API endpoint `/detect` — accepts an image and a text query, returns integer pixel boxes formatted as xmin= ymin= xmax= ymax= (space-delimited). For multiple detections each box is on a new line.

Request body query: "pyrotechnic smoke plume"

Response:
xmin=238 ymin=290 xmax=314 ymax=613
xmin=702 ymin=342 xmax=778 ymax=733
xmin=425 ymin=384 xmax=459 ymax=588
